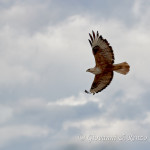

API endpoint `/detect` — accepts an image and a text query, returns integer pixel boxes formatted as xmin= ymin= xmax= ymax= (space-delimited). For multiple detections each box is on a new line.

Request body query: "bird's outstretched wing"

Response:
xmin=88 ymin=31 xmax=115 ymax=65
xmin=90 ymin=71 xmax=113 ymax=94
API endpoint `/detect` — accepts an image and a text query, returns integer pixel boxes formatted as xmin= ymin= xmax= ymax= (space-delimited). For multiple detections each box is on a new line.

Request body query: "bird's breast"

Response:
xmin=95 ymin=67 xmax=102 ymax=75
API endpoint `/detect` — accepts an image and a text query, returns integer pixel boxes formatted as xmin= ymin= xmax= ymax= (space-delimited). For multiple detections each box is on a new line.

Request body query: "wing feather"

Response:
xmin=89 ymin=33 xmax=93 ymax=42
xmin=97 ymin=31 xmax=99 ymax=38
xmin=92 ymin=30 xmax=95 ymax=39
xmin=90 ymin=72 xmax=113 ymax=94
xmin=89 ymin=31 xmax=114 ymax=64
xmin=94 ymin=51 xmax=109 ymax=70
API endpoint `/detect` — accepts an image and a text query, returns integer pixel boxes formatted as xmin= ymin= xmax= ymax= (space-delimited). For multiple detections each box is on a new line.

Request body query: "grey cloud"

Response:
xmin=0 ymin=0 xmax=140 ymax=35
xmin=0 ymin=0 xmax=150 ymax=150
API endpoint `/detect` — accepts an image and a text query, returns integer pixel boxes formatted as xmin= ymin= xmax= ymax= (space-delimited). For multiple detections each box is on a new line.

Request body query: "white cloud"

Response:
xmin=0 ymin=1 xmax=150 ymax=149
xmin=132 ymin=0 xmax=150 ymax=28
xmin=1 ymin=13 xmax=150 ymax=93
xmin=0 ymin=1 xmax=51 ymax=30
xmin=133 ymin=0 xmax=142 ymax=17
xmin=0 ymin=105 xmax=13 ymax=124
xmin=48 ymin=93 xmax=101 ymax=107
xmin=0 ymin=125 xmax=50 ymax=147
xmin=143 ymin=112 xmax=150 ymax=125
xmin=14 ymin=98 xmax=48 ymax=114
xmin=64 ymin=117 xmax=149 ymax=136
xmin=0 ymin=61 xmax=39 ymax=86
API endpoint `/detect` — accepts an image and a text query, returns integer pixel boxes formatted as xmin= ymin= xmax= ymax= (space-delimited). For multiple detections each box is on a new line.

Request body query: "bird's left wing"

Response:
xmin=90 ymin=71 xmax=113 ymax=94
xmin=88 ymin=31 xmax=115 ymax=65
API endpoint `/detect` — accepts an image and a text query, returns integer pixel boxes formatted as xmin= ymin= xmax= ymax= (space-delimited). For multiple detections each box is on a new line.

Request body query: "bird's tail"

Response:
xmin=113 ymin=62 xmax=130 ymax=75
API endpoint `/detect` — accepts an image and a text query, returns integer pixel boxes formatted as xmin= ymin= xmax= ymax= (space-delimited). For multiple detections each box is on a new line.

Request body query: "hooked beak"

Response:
xmin=86 ymin=69 xmax=90 ymax=72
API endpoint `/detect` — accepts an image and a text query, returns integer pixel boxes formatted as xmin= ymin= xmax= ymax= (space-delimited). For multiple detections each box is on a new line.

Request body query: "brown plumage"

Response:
xmin=85 ymin=30 xmax=130 ymax=95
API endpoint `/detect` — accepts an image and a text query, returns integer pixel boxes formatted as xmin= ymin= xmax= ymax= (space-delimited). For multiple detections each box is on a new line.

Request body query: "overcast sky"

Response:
xmin=0 ymin=0 xmax=150 ymax=150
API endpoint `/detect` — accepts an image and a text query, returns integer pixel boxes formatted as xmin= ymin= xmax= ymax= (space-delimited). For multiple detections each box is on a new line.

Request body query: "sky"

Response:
xmin=0 ymin=0 xmax=150 ymax=149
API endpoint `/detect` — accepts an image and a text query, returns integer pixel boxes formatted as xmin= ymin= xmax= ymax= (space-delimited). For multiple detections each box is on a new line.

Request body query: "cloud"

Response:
xmin=1 ymin=12 xmax=150 ymax=99
xmin=0 ymin=125 xmax=49 ymax=148
xmin=63 ymin=116 xmax=149 ymax=136
xmin=0 ymin=105 xmax=13 ymax=124
xmin=132 ymin=0 xmax=150 ymax=28
xmin=0 ymin=0 xmax=150 ymax=149
xmin=0 ymin=0 xmax=53 ymax=33
xmin=48 ymin=93 xmax=101 ymax=106
xmin=60 ymin=93 xmax=150 ymax=150
xmin=133 ymin=0 xmax=142 ymax=17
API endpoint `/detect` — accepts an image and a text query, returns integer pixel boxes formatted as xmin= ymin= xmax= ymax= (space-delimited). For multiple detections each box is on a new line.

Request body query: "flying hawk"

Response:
xmin=85 ymin=31 xmax=130 ymax=95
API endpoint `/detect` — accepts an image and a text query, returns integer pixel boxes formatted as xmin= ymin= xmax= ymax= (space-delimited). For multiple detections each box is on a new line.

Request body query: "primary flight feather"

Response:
xmin=85 ymin=31 xmax=130 ymax=95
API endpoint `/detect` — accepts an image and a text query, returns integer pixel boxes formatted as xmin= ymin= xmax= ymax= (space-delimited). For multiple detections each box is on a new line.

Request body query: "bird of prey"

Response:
xmin=85 ymin=31 xmax=130 ymax=95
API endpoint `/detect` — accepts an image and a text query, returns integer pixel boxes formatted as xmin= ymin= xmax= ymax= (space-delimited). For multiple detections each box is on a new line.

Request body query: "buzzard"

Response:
xmin=85 ymin=31 xmax=130 ymax=95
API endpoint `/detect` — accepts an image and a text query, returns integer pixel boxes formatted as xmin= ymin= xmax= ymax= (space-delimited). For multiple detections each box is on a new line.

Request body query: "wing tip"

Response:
xmin=85 ymin=90 xmax=91 ymax=94
xmin=89 ymin=33 xmax=93 ymax=42
xmin=88 ymin=39 xmax=92 ymax=46
xmin=97 ymin=31 xmax=99 ymax=38
xmin=92 ymin=30 xmax=95 ymax=39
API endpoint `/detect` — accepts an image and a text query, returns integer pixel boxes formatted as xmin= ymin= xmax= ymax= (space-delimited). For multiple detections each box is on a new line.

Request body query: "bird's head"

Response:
xmin=86 ymin=68 xmax=90 ymax=72
xmin=86 ymin=68 xmax=94 ymax=73
xmin=86 ymin=67 xmax=101 ymax=75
